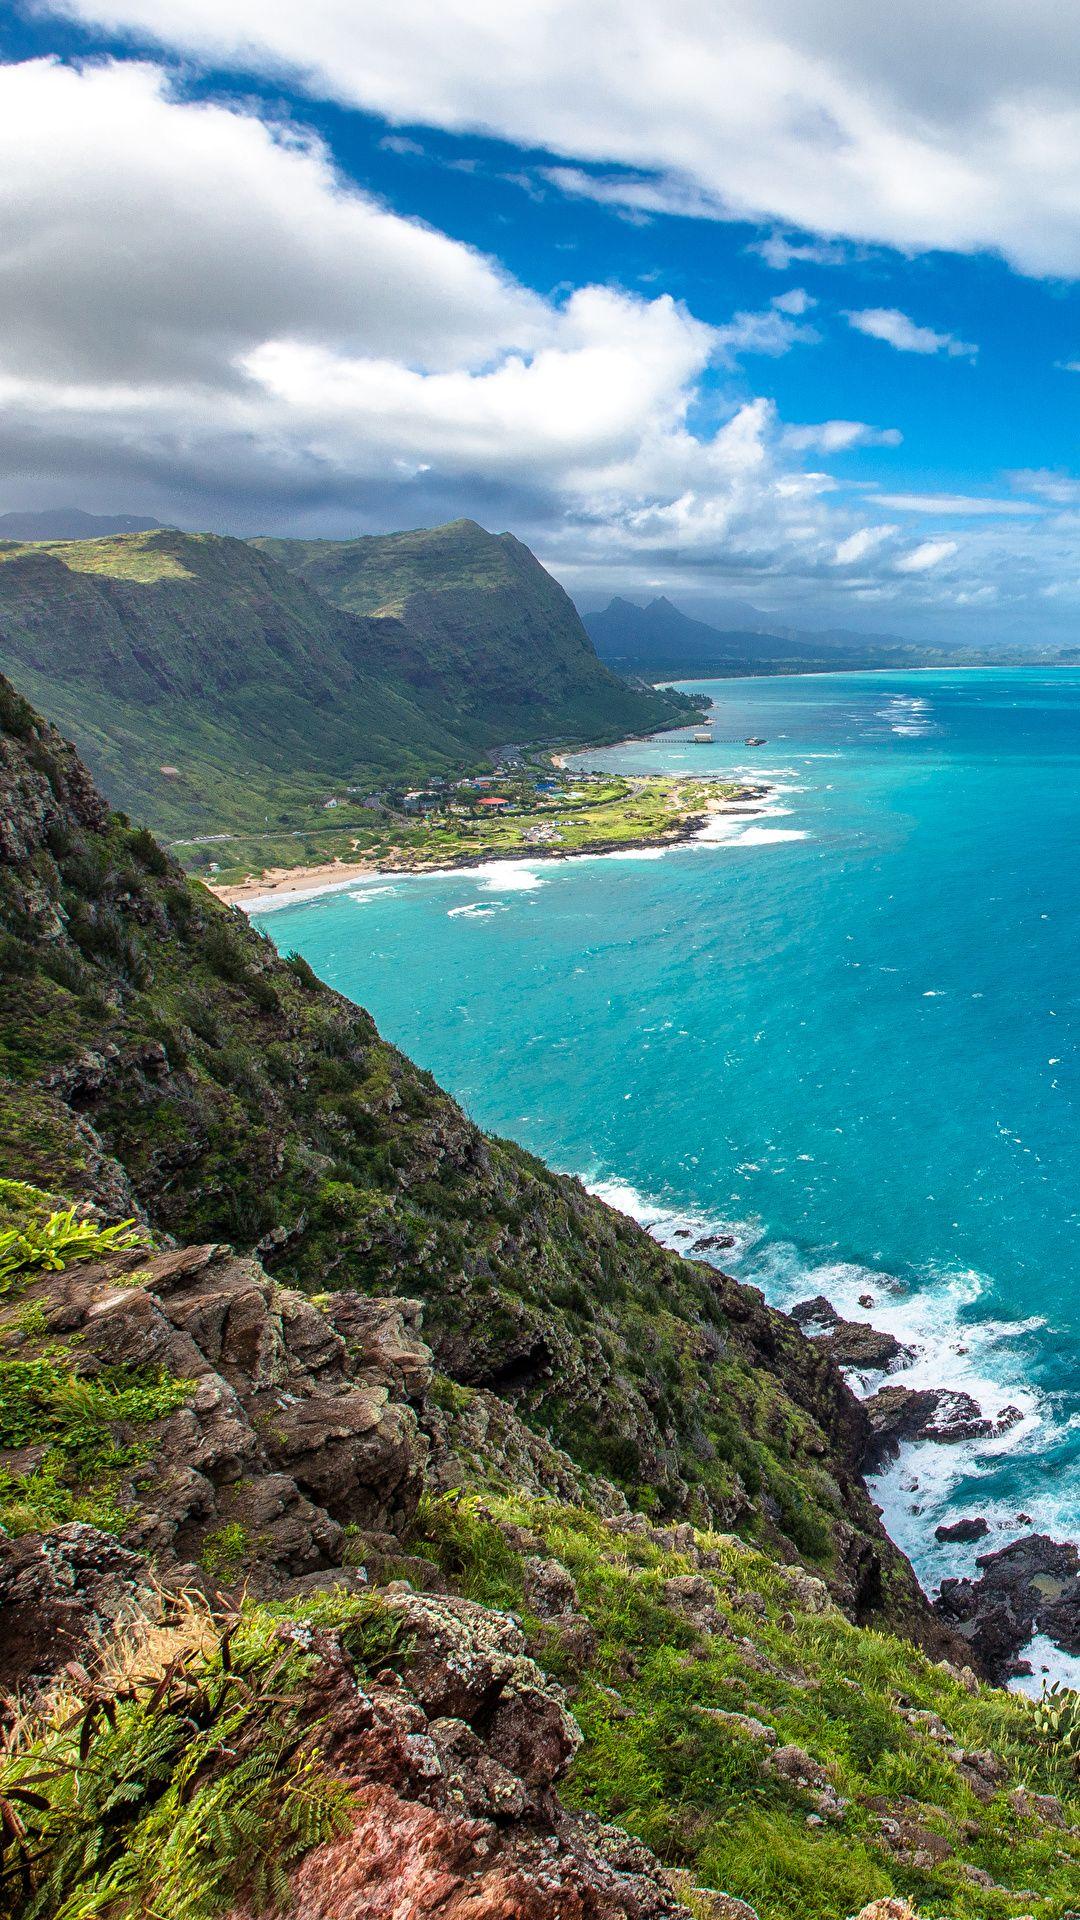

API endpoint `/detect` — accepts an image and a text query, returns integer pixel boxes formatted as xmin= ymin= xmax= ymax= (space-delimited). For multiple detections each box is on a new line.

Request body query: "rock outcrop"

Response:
xmin=252 ymin=1593 xmax=695 ymax=1919
xmin=4 ymin=1241 xmax=432 ymax=1587
xmin=935 ymin=1532 xmax=1080 ymax=1680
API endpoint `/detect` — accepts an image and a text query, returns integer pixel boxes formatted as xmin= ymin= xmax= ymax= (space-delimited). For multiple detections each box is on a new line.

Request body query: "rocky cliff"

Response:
xmin=3 ymin=679 xmax=1080 ymax=1918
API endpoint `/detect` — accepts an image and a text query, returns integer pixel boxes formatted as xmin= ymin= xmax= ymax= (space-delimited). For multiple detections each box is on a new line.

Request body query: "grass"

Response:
xmin=0 ymin=532 xmax=197 ymax=584
xmin=0 ymin=1182 xmax=144 ymax=1293
xmin=406 ymin=1488 xmax=1080 ymax=1920
xmin=0 ymin=1357 xmax=195 ymax=1536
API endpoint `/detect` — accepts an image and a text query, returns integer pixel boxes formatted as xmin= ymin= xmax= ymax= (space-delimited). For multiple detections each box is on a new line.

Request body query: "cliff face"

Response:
xmin=254 ymin=519 xmax=696 ymax=744
xmin=0 ymin=523 xmax=692 ymax=837
xmin=0 ymin=673 xmax=935 ymax=1637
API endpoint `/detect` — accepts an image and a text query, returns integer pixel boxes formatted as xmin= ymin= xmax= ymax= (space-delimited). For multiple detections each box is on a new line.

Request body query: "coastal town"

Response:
xmin=191 ymin=747 xmax=770 ymax=903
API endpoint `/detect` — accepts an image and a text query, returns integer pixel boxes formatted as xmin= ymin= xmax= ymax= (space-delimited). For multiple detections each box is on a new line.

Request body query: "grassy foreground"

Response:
xmin=408 ymin=1486 xmax=1080 ymax=1920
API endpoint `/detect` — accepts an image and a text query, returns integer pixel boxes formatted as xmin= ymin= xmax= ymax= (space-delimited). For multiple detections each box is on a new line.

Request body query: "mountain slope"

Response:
xmin=255 ymin=519 xmax=696 ymax=743
xmin=0 ymin=528 xmax=469 ymax=835
xmin=0 ymin=670 xmax=948 ymax=1645
xmin=0 ymin=524 xmax=693 ymax=840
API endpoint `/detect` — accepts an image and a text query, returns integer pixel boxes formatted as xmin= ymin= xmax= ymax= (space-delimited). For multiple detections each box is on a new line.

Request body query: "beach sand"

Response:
xmin=208 ymin=858 xmax=378 ymax=908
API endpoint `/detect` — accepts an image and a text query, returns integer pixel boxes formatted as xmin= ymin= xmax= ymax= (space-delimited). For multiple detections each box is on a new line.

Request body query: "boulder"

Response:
xmin=0 ymin=1524 xmax=157 ymax=1710
xmin=225 ymin=1612 xmax=691 ymax=1920
xmin=790 ymin=1299 xmax=911 ymax=1373
xmin=8 ymin=1242 xmax=435 ymax=1602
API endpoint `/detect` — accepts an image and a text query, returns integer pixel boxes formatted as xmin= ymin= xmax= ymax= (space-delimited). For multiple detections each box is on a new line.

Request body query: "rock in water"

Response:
xmin=935 ymin=1517 xmax=991 ymax=1543
xmin=935 ymin=1533 xmax=1080 ymax=1680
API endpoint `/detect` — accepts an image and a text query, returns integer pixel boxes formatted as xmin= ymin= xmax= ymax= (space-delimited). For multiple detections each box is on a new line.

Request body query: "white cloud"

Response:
xmin=0 ymin=57 xmax=833 ymax=572
xmin=39 ymin=0 xmax=1080 ymax=277
xmin=783 ymin=420 xmax=902 ymax=452
xmin=712 ymin=305 xmax=820 ymax=364
xmin=845 ymin=309 xmax=978 ymax=358
xmin=895 ymin=538 xmax=959 ymax=572
xmin=0 ymin=58 xmax=545 ymax=383
xmin=1008 ymin=468 xmax=1080 ymax=503
xmin=868 ymin=491 xmax=1041 ymax=514
xmin=540 ymin=165 xmax=722 ymax=221
xmin=834 ymin=525 xmax=899 ymax=565
xmin=5 ymin=48 xmax=1080 ymax=630
xmin=750 ymin=234 xmax=849 ymax=270
xmin=771 ymin=287 xmax=816 ymax=315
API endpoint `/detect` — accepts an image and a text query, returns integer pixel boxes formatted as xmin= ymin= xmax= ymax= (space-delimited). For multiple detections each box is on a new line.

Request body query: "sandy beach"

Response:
xmin=208 ymin=857 xmax=379 ymax=908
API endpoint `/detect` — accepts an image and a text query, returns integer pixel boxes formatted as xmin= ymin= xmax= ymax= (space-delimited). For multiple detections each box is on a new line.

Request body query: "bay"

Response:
xmin=254 ymin=667 xmax=1080 ymax=1662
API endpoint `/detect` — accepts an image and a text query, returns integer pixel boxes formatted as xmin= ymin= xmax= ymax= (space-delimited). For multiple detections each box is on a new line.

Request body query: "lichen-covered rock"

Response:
xmin=0 ymin=1524 xmax=156 ymax=1709
xmin=225 ymin=1613 xmax=690 ymax=1920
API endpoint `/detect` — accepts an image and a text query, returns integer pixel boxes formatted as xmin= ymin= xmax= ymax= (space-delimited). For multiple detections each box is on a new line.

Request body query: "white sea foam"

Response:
xmin=584 ymin=1167 xmax=1069 ymax=1633
xmin=1010 ymin=1634 xmax=1080 ymax=1699
xmin=737 ymin=827 xmax=810 ymax=845
xmin=347 ymin=885 xmax=399 ymax=905
xmin=446 ymin=902 xmax=505 ymax=918
xmin=470 ymin=862 xmax=546 ymax=891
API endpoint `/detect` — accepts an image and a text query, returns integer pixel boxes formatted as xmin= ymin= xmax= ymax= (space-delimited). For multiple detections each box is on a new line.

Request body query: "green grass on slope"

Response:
xmin=410 ymin=1486 xmax=1080 ymax=1920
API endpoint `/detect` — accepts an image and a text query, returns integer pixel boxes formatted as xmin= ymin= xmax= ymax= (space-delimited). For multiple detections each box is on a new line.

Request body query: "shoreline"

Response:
xmin=584 ymin=1173 xmax=1080 ymax=1693
xmin=208 ymin=780 xmax=772 ymax=911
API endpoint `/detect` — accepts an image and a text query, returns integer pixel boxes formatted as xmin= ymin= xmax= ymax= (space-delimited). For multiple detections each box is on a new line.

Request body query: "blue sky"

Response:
xmin=3 ymin=2 xmax=1080 ymax=640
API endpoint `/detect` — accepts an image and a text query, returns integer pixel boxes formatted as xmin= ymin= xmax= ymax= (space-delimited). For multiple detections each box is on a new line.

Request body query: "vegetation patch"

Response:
xmin=408 ymin=1489 xmax=1080 ymax=1920
xmin=0 ymin=1357 xmax=193 ymax=1536
xmin=0 ymin=1589 xmax=399 ymax=1919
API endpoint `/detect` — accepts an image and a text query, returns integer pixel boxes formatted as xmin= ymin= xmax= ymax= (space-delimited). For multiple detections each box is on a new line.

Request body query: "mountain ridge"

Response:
xmin=0 ymin=522 xmax=693 ymax=839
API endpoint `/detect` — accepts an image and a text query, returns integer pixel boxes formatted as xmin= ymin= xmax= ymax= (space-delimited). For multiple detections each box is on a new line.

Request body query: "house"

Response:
xmin=476 ymin=795 xmax=511 ymax=810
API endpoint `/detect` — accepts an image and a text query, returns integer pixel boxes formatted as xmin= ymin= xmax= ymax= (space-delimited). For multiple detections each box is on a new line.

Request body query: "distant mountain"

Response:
xmin=584 ymin=593 xmax=931 ymax=675
xmin=255 ymin=519 xmax=694 ymax=747
xmin=0 ymin=522 xmax=694 ymax=836
xmin=0 ymin=508 xmax=165 ymax=541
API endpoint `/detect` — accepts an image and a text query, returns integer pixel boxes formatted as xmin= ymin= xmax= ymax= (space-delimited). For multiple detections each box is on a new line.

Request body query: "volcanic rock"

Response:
xmin=935 ymin=1517 xmax=990 ymax=1544
xmin=935 ymin=1532 xmax=1080 ymax=1681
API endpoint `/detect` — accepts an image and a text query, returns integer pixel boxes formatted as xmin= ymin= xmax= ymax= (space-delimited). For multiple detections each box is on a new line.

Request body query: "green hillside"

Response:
xmin=0 ymin=529 xmax=463 ymax=835
xmin=3 ymin=679 xmax=1080 ymax=1919
xmin=0 ymin=523 xmax=693 ymax=844
xmin=255 ymin=518 xmax=696 ymax=744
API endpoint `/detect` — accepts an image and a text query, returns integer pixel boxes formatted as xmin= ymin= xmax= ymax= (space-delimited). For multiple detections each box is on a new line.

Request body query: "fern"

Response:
xmin=0 ymin=1203 xmax=146 ymax=1294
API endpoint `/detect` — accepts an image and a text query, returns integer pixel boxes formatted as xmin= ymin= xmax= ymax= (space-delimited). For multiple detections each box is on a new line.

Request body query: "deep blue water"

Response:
xmin=253 ymin=670 xmax=1080 ymax=1658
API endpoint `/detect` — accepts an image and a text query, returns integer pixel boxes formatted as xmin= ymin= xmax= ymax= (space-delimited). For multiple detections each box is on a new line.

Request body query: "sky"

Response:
xmin=3 ymin=4 xmax=1080 ymax=640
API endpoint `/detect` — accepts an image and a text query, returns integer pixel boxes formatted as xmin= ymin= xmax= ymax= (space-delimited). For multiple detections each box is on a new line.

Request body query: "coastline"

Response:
xmin=586 ymin=1172 xmax=1080 ymax=1695
xmin=208 ymin=780 xmax=772 ymax=911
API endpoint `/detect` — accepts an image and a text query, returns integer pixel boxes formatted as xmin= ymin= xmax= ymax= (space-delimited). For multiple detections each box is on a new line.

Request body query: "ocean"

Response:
xmin=253 ymin=668 xmax=1080 ymax=1685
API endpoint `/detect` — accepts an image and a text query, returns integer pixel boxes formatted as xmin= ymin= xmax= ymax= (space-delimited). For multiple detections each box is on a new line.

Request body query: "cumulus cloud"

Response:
xmin=38 ymin=0 xmax=1080 ymax=276
xmin=845 ymin=309 xmax=978 ymax=358
xmin=3 ymin=48 xmax=1075 ymax=630
xmin=0 ymin=57 xmax=836 ymax=571
xmin=895 ymin=538 xmax=959 ymax=572
xmin=0 ymin=58 xmax=545 ymax=384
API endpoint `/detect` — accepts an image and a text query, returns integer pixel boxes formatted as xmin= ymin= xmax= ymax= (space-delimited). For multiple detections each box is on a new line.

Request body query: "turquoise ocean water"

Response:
xmin=253 ymin=669 xmax=1080 ymax=1661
